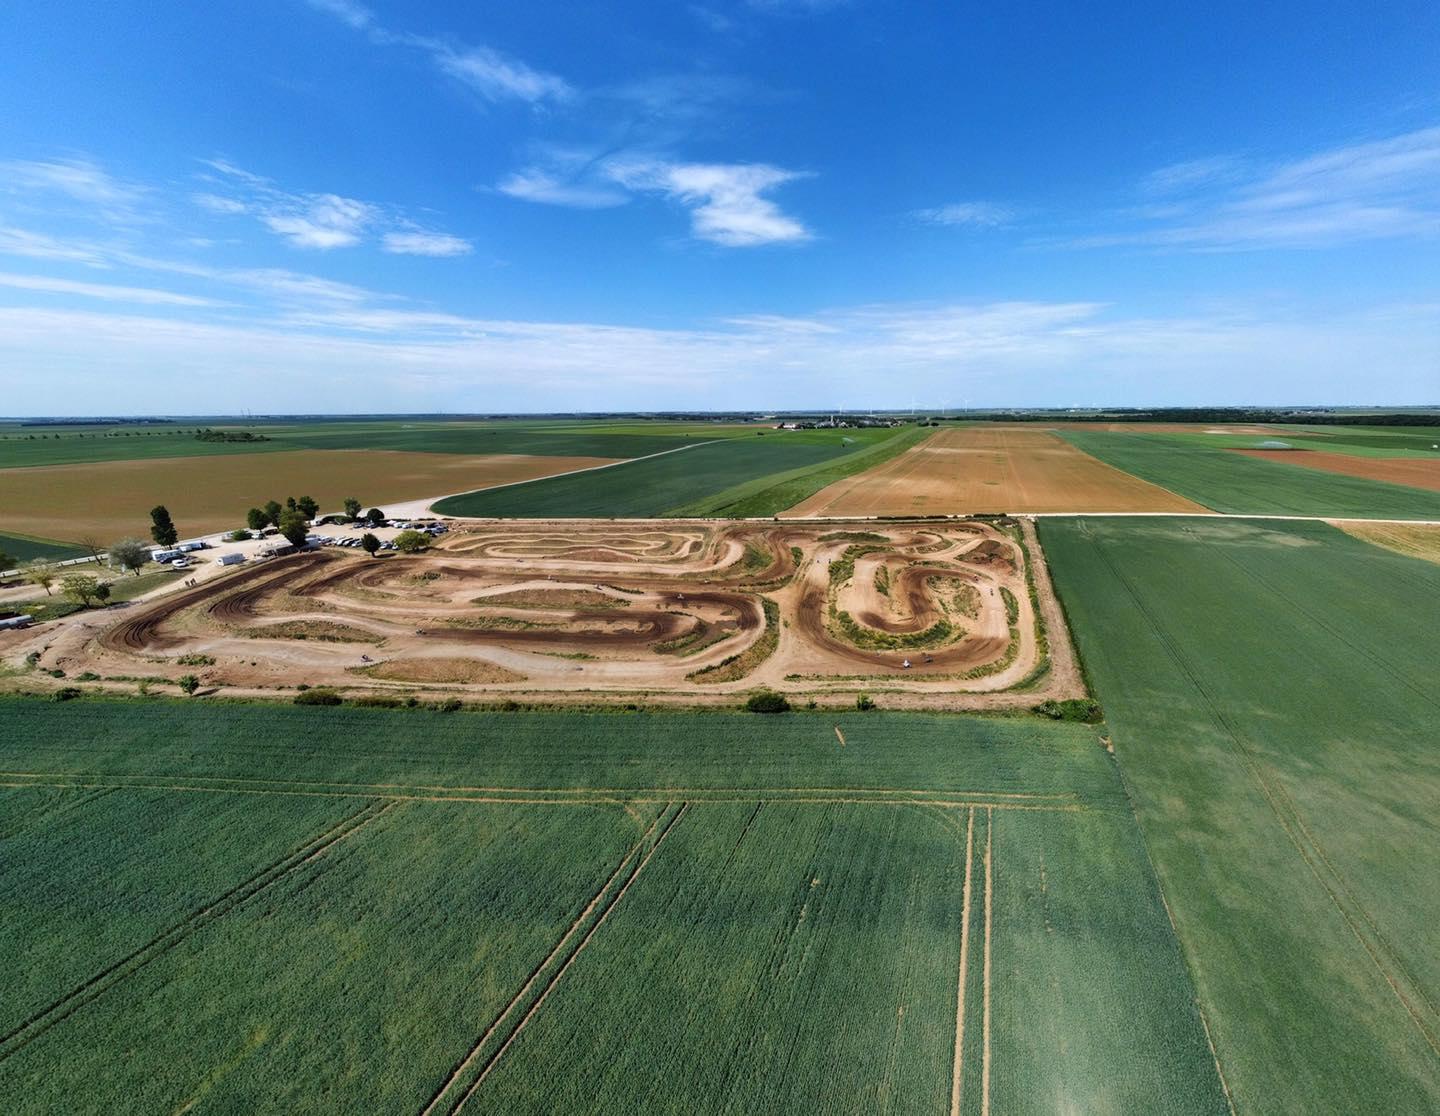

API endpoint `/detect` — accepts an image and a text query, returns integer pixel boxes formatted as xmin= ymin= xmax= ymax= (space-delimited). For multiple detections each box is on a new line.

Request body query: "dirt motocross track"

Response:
xmin=22 ymin=519 xmax=1084 ymax=710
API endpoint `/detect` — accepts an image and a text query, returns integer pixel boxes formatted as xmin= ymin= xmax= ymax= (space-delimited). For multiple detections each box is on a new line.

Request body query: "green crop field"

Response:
xmin=0 ymin=419 xmax=762 ymax=470
xmin=671 ymin=424 xmax=931 ymax=517
xmin=1140 ymin=426 xmax=1440 ymax=459
xmin=0 ymin=532 xmax=86 ymax=564
xmin=1041 ymin=516 xmax=1440 ymax=1112
xmin=1061 ymin=430 xmax=1440 ymax=517
xmin=0 ymin=699 xmax=1226 ymax=1114
xmin=433 ymin=428 xmax=911 ymax=518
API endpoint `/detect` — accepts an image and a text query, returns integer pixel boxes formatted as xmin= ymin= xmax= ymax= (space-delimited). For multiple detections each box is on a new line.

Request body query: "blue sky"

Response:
xmin=1 ymin=0 xmax=1437 ymax=414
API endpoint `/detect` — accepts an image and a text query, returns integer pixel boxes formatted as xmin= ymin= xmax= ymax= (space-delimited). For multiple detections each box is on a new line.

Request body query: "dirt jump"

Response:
xmin=9 ymin=519 xmax=1085 ymax=711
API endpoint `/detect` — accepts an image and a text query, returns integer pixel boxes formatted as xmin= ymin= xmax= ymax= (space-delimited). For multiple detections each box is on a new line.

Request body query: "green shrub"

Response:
xmin=52 ymin=687 xmax=82 ymax=702
xmin=856 ymin=693 xmax=876 ymax=711
xmin=351 ymin=695 xmax=402 ymax=708
xmin=1034 ymin=698 xmax=1103 ymax=724
xmin=745 ymin=689 xmax=791 ymax=714
xmin=294 ymin=688 xmax=342 ymax=706
xmin=437 ymin=698 xmax=463 ymax=713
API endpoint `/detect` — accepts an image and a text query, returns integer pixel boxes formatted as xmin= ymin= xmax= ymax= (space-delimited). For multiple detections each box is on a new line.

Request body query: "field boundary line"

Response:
xmin=0 ymin=777 xmax=1085 ymax=813
xmin=1079 ymin=522 xmax=1440 ymax=1058
xmin=450 ymin=802 xmax=690 ymax=1114
xmin=0 ymin=799 xmax=391 ymax=1062
xmin=0 ymin=771 xmax=1080 ymax=801
xmin=950 ymin=807 xmax=975 ymax=1116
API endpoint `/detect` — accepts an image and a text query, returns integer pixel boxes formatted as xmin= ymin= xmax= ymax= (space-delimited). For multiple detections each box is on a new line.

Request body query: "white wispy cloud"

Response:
xmin=412 ymin=38 xmax=574 ymax=104
xmin=303 ymin=0 xmax=372 ymax=30
xmin=0 ymin=272 xmax=221 ymax=307
xmin=0 ymin=156 xmax=147 ymax=221
xmin=1073 ymin=125 xmax=1440 ymax=250
xmin=914 ymin=201 xmax=1014 ymax=228
xmin=381 ymin=230 xmax=473 ymax=257
xmin=604 ymin=160 xmax=812 ymax=246
xmin=303 ymin=2 xmax=571 ymax=106
xmin=496 ymin=168 xmax=629 ymax=209
xmin=198 ymin=159 xmax=467 ymax=254
xmin=260 ymin=193 xmax=375 ymax=249
xmin=9 ymin=296 xmax=1431 ymax=414
xmin=0 ymin=226 xmax=112 ymax=266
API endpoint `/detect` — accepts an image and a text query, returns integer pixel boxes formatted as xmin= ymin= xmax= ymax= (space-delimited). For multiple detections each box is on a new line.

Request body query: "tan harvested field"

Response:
xmin=1235 ymin=448 xmax=1440 ymax=492
xmin=0 ymin=450 xmax=618 ymax=542
xmin=1334 ymin=521 xmax=1440 ymax=564
xmin=785 ymin=427 xmax=1208 ymax=516
xmin=6 ymin=519 xmax=1085 ymax=711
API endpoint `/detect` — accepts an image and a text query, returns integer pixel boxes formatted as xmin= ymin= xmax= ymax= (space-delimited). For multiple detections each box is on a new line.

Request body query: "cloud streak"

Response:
xmin=1072 ymin=125 xmax=1440 ymax=250
xmin=197 ymin=159 xmax=470 ymax=255
xmin=504 ymin=156 xmax=813 ymax=246
xmin=3 ymin=296 xmax=1434 ymax=414
xmin=914 ymin=201 xmax=1014 ymax=228
xmin=304 ymin=1 xmax=572 ymax=106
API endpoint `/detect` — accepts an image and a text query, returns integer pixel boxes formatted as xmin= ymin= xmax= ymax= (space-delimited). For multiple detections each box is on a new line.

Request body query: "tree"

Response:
xmin=360 ymin=533 xmax=381 ymax=558
xmin=392 ymin=529 xmax=429 ymax=553
xmin=246 ymin=507 xmax=268 ymax=532
xmin=94 ymin=582 xmax=112 ymax=604
xmin=60 ymin=573 xmax=100 ymax=607
xmin=365 ymin=508 xmax=386 ymax=527
xmin=109 ymin=537 xmax=150 ymax=576
xmin=277 ymin=508 xmax=309 ymax=549
xmin=178 ymin=674 xmax=200 ymax=696
xmin=343 ymin=497 xmax=361 ymax=519
xmin=23 ymin=561 xmax=56 ymax=596
xmin=285 ymin=496 xmax=298 ymax=512
xmin=77 ymin=535 xmax=105 ymax=564
xmin=263 ymin=500 xmax=282 ymax=528
xmin=150 ymin=505 xmax=179 ymax=547
xmin=296 ymin=495 xmax=320 ymax=519
xmin=228 ymin=529 xmax=250 ymax=542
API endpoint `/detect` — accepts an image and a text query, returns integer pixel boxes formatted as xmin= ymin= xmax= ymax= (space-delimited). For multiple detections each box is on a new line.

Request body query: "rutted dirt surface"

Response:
xmin=1235 ymin=448 xmax=1440 ymax=492
xmin=785 ymin=427 xmax=1208 ymax=516
xmin=8 ymin=519 xmax=1086 ymax=711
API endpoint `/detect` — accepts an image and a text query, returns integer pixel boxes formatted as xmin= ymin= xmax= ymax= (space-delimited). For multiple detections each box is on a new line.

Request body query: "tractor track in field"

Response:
xmin=430 ymin=801 xmax=690 ymax=1115
xmin=1076 ymin=521 xmax=1440 ymax=1058
xmin=950 ymin=807 xmax=976 ymax=1116
xmin=0 ymin=799 xmax=391 ymax=1062
xmin=418 ymin=805 xmax=671 ymax=1116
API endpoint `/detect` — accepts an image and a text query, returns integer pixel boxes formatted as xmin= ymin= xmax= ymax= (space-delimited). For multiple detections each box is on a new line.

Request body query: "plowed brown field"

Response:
xmin=1235 ymin=449 xmax=1440 ymax=492
xmin=0 ymin=450 xmax=617 ymax=542
xmin=784 ymin=427 xmax=1208 ymax=516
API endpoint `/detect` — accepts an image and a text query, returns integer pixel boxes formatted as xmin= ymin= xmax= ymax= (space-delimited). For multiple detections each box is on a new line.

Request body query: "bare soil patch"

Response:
xmin=0 ymin=450 xmax=618 ymax=542
xmin=1235 ymin=449 xmax=1440 ymax=492
xmin=19 ymin=519 xmax=1085 ymax=711
xmin=786 ymin=428 xmax=1207 ymax=515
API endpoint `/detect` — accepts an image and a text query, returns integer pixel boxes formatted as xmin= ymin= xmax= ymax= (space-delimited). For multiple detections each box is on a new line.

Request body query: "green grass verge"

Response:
xmin=1061 ymin=430 xmax=1440 ymax=517
xmin=1041 ymin=515 xmax=1440 ymax=1112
